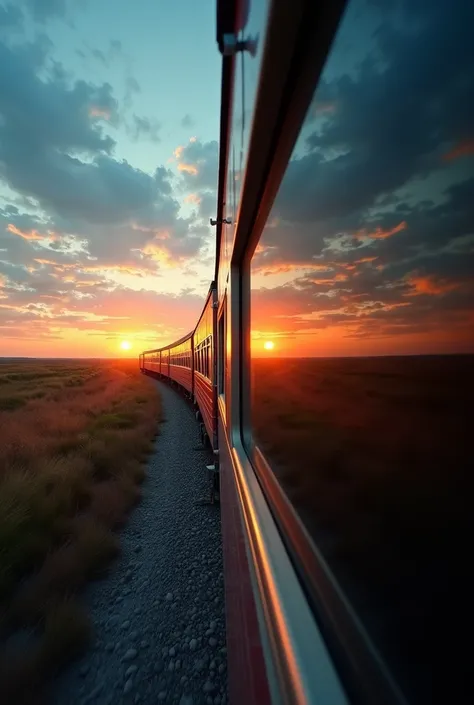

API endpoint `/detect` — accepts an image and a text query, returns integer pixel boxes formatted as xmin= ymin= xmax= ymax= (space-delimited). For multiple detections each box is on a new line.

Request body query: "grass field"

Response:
xmin=0 ymin=358 xmax=160 ymax=704
xmin=252 ymin=354 xmax=473 ymax=704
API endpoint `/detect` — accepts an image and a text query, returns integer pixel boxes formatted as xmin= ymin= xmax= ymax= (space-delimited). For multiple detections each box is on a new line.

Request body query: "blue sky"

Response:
xmin=0 ymin=0 xmax=221 ymax=356
xmin=1 ymin=0 xmax=473 ymax=358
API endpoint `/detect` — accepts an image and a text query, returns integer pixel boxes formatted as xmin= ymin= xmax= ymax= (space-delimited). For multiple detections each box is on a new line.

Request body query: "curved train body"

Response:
xmin=140 ymin=1 xmax=473 ymax=703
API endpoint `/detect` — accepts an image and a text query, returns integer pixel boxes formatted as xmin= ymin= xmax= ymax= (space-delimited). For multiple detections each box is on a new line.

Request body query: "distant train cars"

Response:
xmin=140 ymin=283 xmax=217 ymax=450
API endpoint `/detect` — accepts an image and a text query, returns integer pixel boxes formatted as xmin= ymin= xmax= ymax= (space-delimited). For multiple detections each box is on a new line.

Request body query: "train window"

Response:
xmin=249 ymin=1 xmax=473 ymax=702
xmin=205 ymin=340 xmax=210 ymax=380
xmin=195 ymin=347 xmax=200 ymax=375
xmin=218 ymin=307 xmax=225 ymax=396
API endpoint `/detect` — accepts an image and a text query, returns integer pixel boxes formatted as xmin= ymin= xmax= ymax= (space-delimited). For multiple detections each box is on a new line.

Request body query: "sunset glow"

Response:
xmin=0 ymin=0 xmax=472 ymax=360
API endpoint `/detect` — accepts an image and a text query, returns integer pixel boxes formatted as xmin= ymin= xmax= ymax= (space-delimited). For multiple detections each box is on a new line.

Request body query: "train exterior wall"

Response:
xmin=217 ymin=413 xmax=272 ymax=705
xmin=169 ymin=365 xmax=193 ymax=394
xmin=193 ymin=285 xmax=217 ymax=448
xmin=195 ymin=372 xmax=214 ymax=444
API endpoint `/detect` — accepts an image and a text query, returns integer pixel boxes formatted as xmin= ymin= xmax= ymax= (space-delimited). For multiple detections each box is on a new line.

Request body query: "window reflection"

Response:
xmin=250 ymin=1 xmax=473 ymax=703
xmin=221 ymin=0 xmax=268 ymax=280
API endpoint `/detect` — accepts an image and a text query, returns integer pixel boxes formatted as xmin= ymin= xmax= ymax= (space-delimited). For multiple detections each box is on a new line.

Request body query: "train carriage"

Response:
xmin=192 ymin=283 xmax=217 ymax=449
xmin=142 ymin=349 xmax=159 ymax=375
xmin=168 ymin=333 xmax=193 ymax=395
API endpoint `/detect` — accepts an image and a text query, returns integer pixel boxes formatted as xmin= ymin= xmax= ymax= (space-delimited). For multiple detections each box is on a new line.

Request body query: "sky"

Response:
xmin=0 ymin=0 xmax=220 ymax=357
xmin=250 ymin=0 xmax=474 ymax=357
xmin=1 ymin=0 xmax=473 ymax=359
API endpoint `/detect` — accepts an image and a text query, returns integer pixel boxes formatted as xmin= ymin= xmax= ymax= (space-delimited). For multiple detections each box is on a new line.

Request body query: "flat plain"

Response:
xmin=0 ymin=358 xmax=160 ymax=703
xmin=252 ymin=354 xmax=473 ymax=704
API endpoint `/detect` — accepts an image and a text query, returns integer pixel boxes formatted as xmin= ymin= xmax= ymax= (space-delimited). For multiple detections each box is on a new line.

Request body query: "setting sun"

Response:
xmin=264 ymin=341 xmax=275 ymax=351
xmin=120 ymin=340 xmax=132 ymax=351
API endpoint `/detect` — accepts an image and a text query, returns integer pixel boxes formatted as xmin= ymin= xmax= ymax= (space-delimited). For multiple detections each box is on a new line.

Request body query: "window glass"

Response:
xmin=249 ymin=1 xmax=473 ymax=702
xmin=220 ymin=0 xmax=269 ymax=294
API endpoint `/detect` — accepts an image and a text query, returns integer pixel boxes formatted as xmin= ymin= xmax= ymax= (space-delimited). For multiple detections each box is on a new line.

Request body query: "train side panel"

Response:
xmin=194 ymin=372 xmax=214 ymax=443
xmin=169 ymin=335 xmax=193 ymax=394
xmin=218 ymin=412 xmax=271 ymax=705
xmin=162 ymin=349 xmax=170 ymax=378
xmin=193 ymin=285 xmax=217 ymax=448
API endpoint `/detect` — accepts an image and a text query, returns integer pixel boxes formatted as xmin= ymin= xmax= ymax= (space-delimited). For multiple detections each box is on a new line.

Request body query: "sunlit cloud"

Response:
xmin=7 ymin=224 xmax=55 ymax=241
xmin=89 ymin=106 xmax=111 ymax=120
xmin=184 ymin=193 xmax=201 ymax=205
xmin=178 ymin=163 xmax=198 ymax=175
xmin=443 ymin=139 xmax=474 ymax=162
xmin=354 ymin=221 xmax=407 ymax=241
xmin=406 ymin=275 xmax=462 ymax=296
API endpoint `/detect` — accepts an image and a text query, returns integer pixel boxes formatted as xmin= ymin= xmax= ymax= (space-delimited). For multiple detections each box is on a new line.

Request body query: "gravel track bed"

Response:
xmin=53 ymin=379 xmax=227 ymax=705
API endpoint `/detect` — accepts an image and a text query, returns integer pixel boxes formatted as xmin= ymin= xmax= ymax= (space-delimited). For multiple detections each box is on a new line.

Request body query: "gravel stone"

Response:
xmin=51 ymin=380 xmax=227 ymax=705
xmin=123 ymin=648 xmax=137 ymax=662
xmin=179 ymin=695 xmax=194 ymax=705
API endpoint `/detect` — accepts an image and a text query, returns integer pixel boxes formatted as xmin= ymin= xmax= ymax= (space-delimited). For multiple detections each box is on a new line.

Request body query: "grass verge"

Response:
xmin=0 ymin=358 xmax=160 ymax=704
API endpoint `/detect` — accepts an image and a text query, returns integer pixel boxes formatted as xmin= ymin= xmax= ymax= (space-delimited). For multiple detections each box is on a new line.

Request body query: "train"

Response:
xmin=139 ymin=2 xmax=397 ymax=704
xmin=140 ymin=0 xmax=472 ymax=703
xmin=140 ymin=284 xmax=218 ymax=456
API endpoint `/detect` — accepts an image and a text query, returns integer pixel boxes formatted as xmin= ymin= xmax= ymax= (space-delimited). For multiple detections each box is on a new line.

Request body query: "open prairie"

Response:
xmin=0 ymin=358 xmax=160 ymax=702
xmin=252 ymin=354 xmax=473 ymax=703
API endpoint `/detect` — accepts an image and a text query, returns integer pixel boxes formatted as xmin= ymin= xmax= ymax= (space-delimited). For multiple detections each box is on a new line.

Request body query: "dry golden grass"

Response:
xmin=0 ymin=357 xmax=160 ymax=703
xmin=252 ymin=354 xmax=473 ymax=702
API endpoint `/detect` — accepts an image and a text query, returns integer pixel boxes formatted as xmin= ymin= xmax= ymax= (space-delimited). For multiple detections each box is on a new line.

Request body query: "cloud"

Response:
xmin=21 ymin=0 xmax=84 ymax=24
xmin=174 ymin=138 xmax=218 ymax=191
xmin=23 ymin=0 xmax=66 ymax=22
xmin=0 ymin=36 xmax=213 ymax=355
xmin=0 ymin=33 xmax=208 ymax=267
xmin=181 ymin=114 xmax=195 ymax=129
xmin=129 ymin=115 xmax=161 ymax=143
xmin=0 ymin=3 xmax=23 ymax=32
xmin=248 ymin=0 xmax=474 ymax=353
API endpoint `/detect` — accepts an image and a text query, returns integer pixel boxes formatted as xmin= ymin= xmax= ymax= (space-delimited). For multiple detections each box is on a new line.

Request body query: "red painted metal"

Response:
xmin=195 ymin=371 xmax=215 ymax=444
xmin=169 ymin=365 xmax=192 ymax=394
xmin=218 ymin=417 xmax=272 ymax=705
xmin=162 ymin=350 xmax=169 ymax=378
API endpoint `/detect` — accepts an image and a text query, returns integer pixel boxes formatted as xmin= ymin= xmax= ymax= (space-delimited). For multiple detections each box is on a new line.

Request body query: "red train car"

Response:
xmin=193 ymin=284 xmax=217 ymax=449
xmin=168 ymin=333 xmax=193 ymax=395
